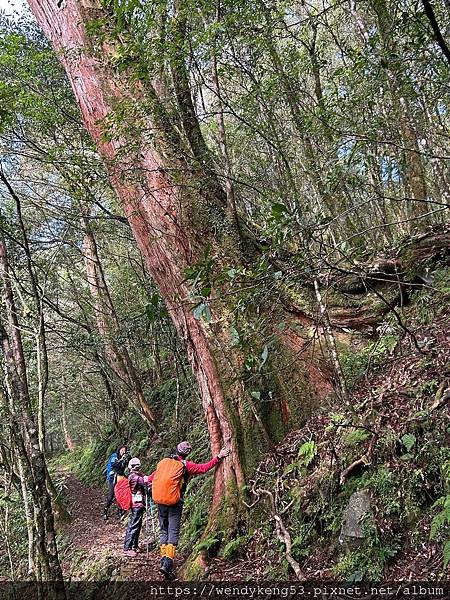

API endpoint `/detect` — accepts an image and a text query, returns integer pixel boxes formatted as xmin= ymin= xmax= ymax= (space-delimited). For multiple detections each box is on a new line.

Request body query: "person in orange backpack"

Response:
xmin=148 ymin=441 xmax=230 ymax=580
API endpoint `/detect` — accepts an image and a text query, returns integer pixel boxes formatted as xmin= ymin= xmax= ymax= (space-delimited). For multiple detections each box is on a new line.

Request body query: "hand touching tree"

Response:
xmin=218 ymin=446 xmax=231 ymax=459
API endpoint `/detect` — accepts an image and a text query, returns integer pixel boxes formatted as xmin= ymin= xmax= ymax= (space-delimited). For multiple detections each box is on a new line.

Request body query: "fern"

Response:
xmin=298 ymin=440 xmax=317 ymax=467
xmin=444 ymin=541 xmax=450 ymax=569
xmin=431 ymin=496 xmax=450 ymax=538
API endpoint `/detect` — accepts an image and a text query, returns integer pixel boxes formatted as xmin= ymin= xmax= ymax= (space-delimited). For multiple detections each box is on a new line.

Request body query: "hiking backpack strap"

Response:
xmin=180 ymin=459 xmax=188 ymax=495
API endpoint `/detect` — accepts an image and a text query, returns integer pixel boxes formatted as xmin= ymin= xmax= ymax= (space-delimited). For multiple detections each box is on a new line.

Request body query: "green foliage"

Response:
xmin=297 ymin=440 xmax=317 ymax=467
xmin=194 ymin=534 xmax=221 ymax=554
xmin=343 ymin=429 xmax=370 ymax=447
xmin=220 ymin=535 xmax=249 ymax=560
xmin=431 ymin=495 xmax=450 ymax=539
xmin=341 ymin=333 xmax=398 ymax=388
xmin=0 ymin=490 xmax=28 ymax=578
xmin=430 ymin=460 xmax=450 ymax=568
xmin=178 ymin=476 xmax=213 ymax=552
xmin=415 ymin=379 xmax=439 ymax=397
xmin=333 ymin=517 xmax=401 ymax=581
xmin=290 ymin=521 xmax=317 ymax=562
xmin=401 ymin=433 xmax=416 ymax=453
xmin=407 ymin=269 xmax=450 ymax=325
xmin=444 ymin=540 xmax=450 ymax=570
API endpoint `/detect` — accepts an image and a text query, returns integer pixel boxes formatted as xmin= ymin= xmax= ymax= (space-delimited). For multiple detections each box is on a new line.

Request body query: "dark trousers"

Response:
xmin=158 ymin=502 xmax=183 ymax=545
xmin=124 ymin=507 xmax=144 ymax=550
xmin=105 ymin=478 xmax=115 ymax=511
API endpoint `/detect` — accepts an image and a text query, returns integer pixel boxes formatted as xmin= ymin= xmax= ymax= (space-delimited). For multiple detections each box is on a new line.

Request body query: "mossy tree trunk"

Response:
xmin=26 ymin=0 xmax=450 ymax=557
xmin=27 ymin=0 xmax=336 ymax=530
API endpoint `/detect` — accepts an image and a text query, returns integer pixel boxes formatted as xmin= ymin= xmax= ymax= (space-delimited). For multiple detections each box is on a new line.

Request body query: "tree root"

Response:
xmin=256 ymin=488 xmax=306 ymax=580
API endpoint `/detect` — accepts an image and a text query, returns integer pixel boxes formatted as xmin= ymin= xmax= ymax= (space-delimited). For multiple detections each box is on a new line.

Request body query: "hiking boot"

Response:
xmin=160 ymin=557 xmax=175 ymax=581
xmin=123 ymin=549 xmax=137 ymax=558
xmin=103 ymin=508 xmax=108 ymax=522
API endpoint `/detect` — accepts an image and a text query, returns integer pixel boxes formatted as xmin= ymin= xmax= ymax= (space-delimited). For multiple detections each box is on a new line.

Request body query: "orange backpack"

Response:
xmin=151 ymin=458 xmax=186 ymax=505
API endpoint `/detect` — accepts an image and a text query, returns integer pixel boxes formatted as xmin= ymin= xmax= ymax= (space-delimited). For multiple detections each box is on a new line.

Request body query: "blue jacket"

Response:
xmin=106 ymin=452 xmax=118 ymax=481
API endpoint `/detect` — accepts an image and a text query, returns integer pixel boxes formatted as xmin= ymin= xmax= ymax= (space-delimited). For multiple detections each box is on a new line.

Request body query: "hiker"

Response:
xmin=104 ymin=444 xmax=130 ymax=521
xmin=149 ymin=441 xmax=231 ymax=580
xmin=123 ymin=457 xmax=151 ymax=557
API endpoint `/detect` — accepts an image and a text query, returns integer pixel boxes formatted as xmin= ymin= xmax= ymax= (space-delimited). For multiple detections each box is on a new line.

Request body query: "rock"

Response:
xmin=339 ymin=489 xmax=373 ymax=551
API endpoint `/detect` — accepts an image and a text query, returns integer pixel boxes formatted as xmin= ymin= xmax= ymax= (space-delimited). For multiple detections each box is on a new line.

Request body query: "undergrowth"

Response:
xmin=238 ymin=267 xmax=450 ymax=581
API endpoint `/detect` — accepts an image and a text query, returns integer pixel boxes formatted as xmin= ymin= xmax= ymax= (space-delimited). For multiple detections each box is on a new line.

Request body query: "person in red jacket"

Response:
xmin=148 ymin=441 xmax=230 ymax=580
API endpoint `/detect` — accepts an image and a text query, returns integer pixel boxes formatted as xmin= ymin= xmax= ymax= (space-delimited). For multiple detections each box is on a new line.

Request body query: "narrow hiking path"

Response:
xmin=59 ymin=471 xmax=183 ymax=581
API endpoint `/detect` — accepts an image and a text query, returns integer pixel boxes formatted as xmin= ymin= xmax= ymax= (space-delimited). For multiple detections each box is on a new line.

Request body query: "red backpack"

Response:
xmin=114 ymin=475 xmax=132 ymax=510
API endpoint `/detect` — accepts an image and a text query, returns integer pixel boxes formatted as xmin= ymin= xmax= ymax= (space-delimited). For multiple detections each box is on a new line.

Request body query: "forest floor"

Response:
xmin=59 ymin=471 xmax=184 ymax=581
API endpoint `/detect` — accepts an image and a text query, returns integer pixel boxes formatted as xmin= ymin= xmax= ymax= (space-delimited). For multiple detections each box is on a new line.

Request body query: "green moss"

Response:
xmin=180 ymin=554 xmax=205 ymax=580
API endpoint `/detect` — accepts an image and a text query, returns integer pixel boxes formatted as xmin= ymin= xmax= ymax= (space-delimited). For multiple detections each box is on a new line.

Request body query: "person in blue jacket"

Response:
xmin=104 ymin=444 xmax=129 ymax=520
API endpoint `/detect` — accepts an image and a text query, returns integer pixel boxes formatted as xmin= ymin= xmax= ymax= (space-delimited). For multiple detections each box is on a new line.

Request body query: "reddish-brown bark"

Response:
xmin=27 ymin=0 xmax=331 ymax=526
xmin=27 ymin=0 xmax=247 ymax=503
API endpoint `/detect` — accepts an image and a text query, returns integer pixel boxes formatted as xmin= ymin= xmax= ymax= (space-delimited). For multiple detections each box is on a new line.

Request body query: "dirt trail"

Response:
xmin=61 ymin=472 xmax=183 ymax=581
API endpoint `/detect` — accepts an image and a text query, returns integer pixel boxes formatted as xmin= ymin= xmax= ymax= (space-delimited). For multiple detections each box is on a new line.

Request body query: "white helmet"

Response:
xmin=128 ymin=457 xmax=141 ymax=470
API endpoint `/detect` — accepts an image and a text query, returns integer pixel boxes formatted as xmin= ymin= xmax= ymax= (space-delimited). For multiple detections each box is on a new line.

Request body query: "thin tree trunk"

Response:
xmin=313 ymin=279 xmax=349 ymax=404
xmin=81 ymin=212 xmax=156 ymax=426
xmin=0 ymin=236 xmax=65 ymax=594
xmin=369 ymin=0 xmax=429 ymax=224
xmin=17 ymin=454 xmax=36 ymax=576
xmin=0 ymin=479 xmax=15 ymax=581
xmin=210 ymin=1 xmax=240 ymax=230
xmin=60 ymin=395 xmax=75 ymax=451
xmin=0 ymin=170 xmax=50 ymax=451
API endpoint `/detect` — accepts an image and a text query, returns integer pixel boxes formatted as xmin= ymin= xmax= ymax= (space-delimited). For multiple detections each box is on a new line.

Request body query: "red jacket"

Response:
xmin=147 ymin=454 xmax=220 ymax=485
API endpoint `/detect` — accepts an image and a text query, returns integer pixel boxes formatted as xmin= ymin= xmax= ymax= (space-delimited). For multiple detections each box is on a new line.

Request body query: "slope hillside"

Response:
xmin=205 ymin=278 xmax=450 ymax=581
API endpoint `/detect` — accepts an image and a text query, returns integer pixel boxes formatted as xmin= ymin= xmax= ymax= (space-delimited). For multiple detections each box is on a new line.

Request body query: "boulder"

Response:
xmin=339 ymin=489 xmax=373 ymax=550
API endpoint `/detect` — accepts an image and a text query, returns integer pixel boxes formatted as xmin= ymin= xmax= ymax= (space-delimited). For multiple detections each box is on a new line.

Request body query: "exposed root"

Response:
xmin=256 ymin=488 xmax=306 ymax=580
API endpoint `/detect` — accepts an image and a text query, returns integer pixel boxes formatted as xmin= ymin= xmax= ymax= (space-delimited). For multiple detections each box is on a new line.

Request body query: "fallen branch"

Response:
xmin=257 ymin=488 xmax=306 ymax=580
xmin=339 ymin=457 xmax=368 ymax=486
xmin=339 ymin=436 xmax=377 ymax=485
xmin=430 ymin=384 xmax=450 ymax=411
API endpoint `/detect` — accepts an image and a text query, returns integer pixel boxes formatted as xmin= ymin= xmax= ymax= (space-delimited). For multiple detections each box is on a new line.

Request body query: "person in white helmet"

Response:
xmin=123 ymin=457 xmax=150 ymax=557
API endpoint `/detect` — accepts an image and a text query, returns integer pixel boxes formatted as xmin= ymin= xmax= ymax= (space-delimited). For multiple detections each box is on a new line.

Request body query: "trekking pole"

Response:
xmin=149 ymin=495 xmax=156 ymax=539
xmin=145 ymin=489 xmax=149 ymax=562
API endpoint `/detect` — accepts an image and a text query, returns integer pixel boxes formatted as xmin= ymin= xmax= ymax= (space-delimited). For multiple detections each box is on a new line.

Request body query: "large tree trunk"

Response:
xmin=27 ymin=0 xmax=332 ymax=527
